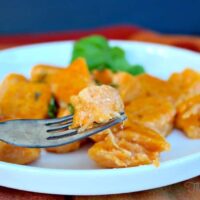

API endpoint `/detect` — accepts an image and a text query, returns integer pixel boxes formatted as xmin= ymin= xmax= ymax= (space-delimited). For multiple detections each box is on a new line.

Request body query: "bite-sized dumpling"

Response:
xmin=31 ymin=58 xmax=91 ymax=107
xmin=49 ymin=58 xmax=92 ymax=106
xmin=89 ymin=123 xmax=124 ymax=142
xmin=125 ymin=96 xmax=176 ymax=137
xmin=46 ymin=108 xmax=82 ymax=153
xmin=46 ymin=142 xmax=81 ymax=154
xmin=0 ymin=141 xmax=40 ymax=164
xmin=168 ymin=68 xmax=200 ymax=105
xmin=70 ymin=85 xmax=124 ymax=131
xmin=113 ymin=72 xmax=142 ymax=104
xmin=92 ymin=69 xmax=114 ymax=85
xmin=31 ymin=64 xmax=63 ymax=83
xmin=2 ymin=73 xmax=27 ymax=84
xmin=0 ymin=74 xmax=51 ymax=119
xmin=136 ymin=74 xmax=178 ymax=103
xmin=88 ymin=124 xmax=169 ymax=168
xmin=89 ymin=129 xmax=111 ymax=142
xmin=0 ymin=74 xmax=50 ymax=164
xmin=175 ymin=95 xmax=200 ymax=138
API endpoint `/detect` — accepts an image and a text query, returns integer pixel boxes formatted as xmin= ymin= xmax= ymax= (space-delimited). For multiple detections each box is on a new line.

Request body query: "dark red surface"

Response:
xmin=0 ymin=25 xmax=141 ymax=45
xmin=0 ymin=186 xmax=65 ymax=200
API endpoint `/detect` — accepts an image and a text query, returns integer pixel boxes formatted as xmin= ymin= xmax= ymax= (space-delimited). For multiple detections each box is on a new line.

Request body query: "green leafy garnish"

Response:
xmin=48 ymin=96 xmax=58 ymax=118
xmin=68 ymin=103 xmax=75 ymax=114
xmin=126 ymin=65 xmax=145 ymax=75
xmin=71 ymin=35 xmax=145 ymax=75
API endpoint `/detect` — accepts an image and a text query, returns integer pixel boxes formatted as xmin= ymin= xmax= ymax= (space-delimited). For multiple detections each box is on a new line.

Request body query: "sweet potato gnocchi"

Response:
xmin=168 ymin=68 xmax=200 ymax=105
xmin=0 ymin=54 xmax=199 ymax=168
xmin=88 ymin=124 xmax=169 ymax=168
xmin=0 ymin=141 xmax=40 ymax=164
xmin=125 ymin=96 xmax=176 ymax=137
xmin=175 ymin=95 xmax=200 ymax=138
xmin=70 ymin=85 xmax=124 ymax=130
xmin=0 ymin=74 xmax=51 ymax=119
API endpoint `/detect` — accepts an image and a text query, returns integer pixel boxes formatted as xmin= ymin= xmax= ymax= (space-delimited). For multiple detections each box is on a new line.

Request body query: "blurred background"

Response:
xmin=0 ymin=0 xmax=199 ymax=35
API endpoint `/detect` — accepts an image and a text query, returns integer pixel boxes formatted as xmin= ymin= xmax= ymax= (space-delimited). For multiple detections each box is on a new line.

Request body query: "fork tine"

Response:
xmin=0 ymin=113 xmax=126 ymax=148
xmin=46 ymin=121 xmax=73 ymax=132
xmin=47 ymin=129 xmax=78 ymax=140
xmin=46 ymin=113 xmax=127 ymax=146
xmin=44 ymin=115 xmax=73 ymax=125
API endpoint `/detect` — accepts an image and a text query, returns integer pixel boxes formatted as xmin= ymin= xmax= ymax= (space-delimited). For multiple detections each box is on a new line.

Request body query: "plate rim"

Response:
xmin=1 ymin=39 xmax=200 ymax=58
xmin=0 ymin=150 xmax=200 ymax=173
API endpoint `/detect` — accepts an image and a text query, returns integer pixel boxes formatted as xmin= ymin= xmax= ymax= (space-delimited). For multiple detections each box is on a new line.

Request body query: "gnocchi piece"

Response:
xmin=89 ymin=124 xmax=124 ymax=142
xmin=2 ymin=73 xmax=28 ymax=84
xmin=70 ymin=85 xmax=124 ymax=131
xmin=0 ymin=141 xmax=40 ymax=164
xmin=136 ymin=74 xmax=178 ymax=103
xmin=89 ymin=129 xmax=111 ymax=142
xmin=125 ymin=96 xmax=176 ymax=137
xmin=175 ymin=95 xmax=200 ymax=138
xmin=113 ymin=72 xmax=142 ymax=104
xmin=88 ymin=124 xmax=169 ymax=168
xmin=31 ymin=64 xmax=63 ymax=83
xmin=46 ymin=142 xmax=81 ymax=154
xmin=0 ymin=75 xmax=46 ymax=164
xmin=50 ymin=58 xmax=92 ymax=105
xmin=92 ymin=69 xmax=114 ymax=85
xmin=168 ymin=69 xmax=200 ymax=105
xmin=0 ymin=74 xmax=51 ymax=119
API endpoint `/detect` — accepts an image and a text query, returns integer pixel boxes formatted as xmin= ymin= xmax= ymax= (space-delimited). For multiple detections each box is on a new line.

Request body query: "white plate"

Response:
xmin=0 ymin=41 xmax=199 ymax=195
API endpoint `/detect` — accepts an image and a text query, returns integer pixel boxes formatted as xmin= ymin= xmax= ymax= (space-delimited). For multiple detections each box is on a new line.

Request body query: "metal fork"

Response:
xmin=0 ymin=112 xmax=126 ymax=148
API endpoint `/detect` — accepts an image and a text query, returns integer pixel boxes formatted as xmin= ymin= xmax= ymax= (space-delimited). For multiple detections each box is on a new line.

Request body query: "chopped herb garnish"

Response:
xmin=34 ymin=92 xmax=41 ymax=101
xmin=68 ymin=103 xmax=75 ymax=114
xmin=110 ymin=83 xmax=119 ymax=88
xmin=48 ymin=96 xmax=58 ymax=118
xmin=94 ymin=79 xmax=102 ymax=85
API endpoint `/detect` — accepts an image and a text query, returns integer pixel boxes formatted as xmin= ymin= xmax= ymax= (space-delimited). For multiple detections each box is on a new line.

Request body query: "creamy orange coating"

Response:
xmin=0 ymin=74 xmax=51 ymax=119
xmin=92 ymin=69 xmax=114 ymax=85
xmin=89 ymin=129 xmax=112 ymax=142
xmin=168 ymin=68 xmax=200 ymax=105
xmin=176 ymin=95 xmax=200 ymax=138
xmin=89 ymin=123 xmax=125 ymax=142
xmin=125 ymin=96 xmax=176 ymax=137
xmin=50 ymin=58 xmax=92 ymax=105
xmin=0 ymin=74 xmax=46 ymax=164
xmin=113 ymin=72 xmax=142 ymax=104
xmin=113 ymin=73 xmax=178 ymax=105
xmin=88 ymin=124 xmax=169 ymax=168
xmin=31 ymin=58 xmax=92 ymax=107
xmin=168 ymin=69 xmax=200 ymax=138
xmin=0 ymin=141 xmax=40 ymax=164
xmin=31 ymin=64 xmax=63 ymax=83
xmin=70 ymin=85 xmax=124 ymax=130
xmin=136 ymin=73 xmax=178 ymax=103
